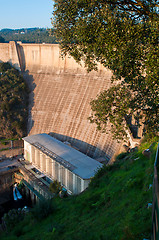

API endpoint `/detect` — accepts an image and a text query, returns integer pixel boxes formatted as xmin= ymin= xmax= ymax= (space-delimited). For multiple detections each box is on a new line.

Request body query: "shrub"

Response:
xmin=31 ymin=199 xmax=55 ymax=221
xmin=0 ymin=62 xmax=28 ymax=139
xmin=116 ymin=152 xmax=129 ymax=161
xmin=49 ymin=180 xmax=62 ymax=194
xmin=2 ymin=208 xmax=25 ymax=231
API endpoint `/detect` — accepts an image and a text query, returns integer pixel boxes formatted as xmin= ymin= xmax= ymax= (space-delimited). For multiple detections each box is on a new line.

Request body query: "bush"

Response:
xmin=31 ymin=199 xmax=55 ymax=221
xmin=49 ymin=180 xmax=62 ymax=194
xmin=116 ymin=152 xmax=129 ymax=161
xmin=0 ymin=62 xmax=28 ymax=139
xmin=2 ymin=208 xmax=25 ymax=231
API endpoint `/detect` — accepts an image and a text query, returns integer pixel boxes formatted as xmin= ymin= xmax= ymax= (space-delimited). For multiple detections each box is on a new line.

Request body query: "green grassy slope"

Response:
xmin=1 ymin=138 xmax=158 ymax=240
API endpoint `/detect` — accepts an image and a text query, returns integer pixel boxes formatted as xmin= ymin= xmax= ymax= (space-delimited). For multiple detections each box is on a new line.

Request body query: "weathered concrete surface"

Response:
xmin=0 ymin=148 xmax=23 ymax=158
xmin=0 ymin=41 xmax=21 ymax=70
xmin=0 ymin=159 xmax=19 ymax=205
xmin=0 ymin=42 xmax=122 ymax=161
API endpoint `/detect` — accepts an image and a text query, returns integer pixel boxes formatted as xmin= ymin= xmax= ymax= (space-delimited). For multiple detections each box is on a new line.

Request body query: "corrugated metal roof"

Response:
xmin=23 ymin=133 xmax=102 ymax=179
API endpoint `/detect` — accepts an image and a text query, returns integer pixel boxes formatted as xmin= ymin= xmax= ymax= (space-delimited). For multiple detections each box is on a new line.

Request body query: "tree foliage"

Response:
xmin=53 ymin=0 xmax=159 ymax=139
xmin=0 ymin=62 xmax=28 ymax=139
xmin=2 ymin=209 xmax=25 ymax=231
xmin=49 ymin=180 xmax=62 ymax=194
xmin=31 ymin=199 xmax=55 ymax=221
xmin=0 ymin=28 xmax=57 ymax=44
xmin=0 ymin=35 xmax=5 ymax=43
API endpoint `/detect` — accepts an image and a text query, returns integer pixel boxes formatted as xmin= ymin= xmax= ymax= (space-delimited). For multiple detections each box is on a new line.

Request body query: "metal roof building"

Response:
xmin=23 ymin=133 xmax=102 ymax=194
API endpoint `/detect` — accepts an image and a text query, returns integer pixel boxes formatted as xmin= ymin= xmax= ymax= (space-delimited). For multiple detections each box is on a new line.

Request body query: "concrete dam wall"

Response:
xmin=0 ymin=41 xmax=122 ymax=161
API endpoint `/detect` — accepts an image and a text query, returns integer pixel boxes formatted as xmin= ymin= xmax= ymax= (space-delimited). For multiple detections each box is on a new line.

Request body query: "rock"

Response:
xmin=149 ymin=184 xmax=152 ymax=189
xmin=147 ymin=203 xmax=152 ymax=209
xmin=130 ymin=146 xmax=138 ymax=153
xmin=123 ymin=145 xmax=130 ymax=152
xmin=142 ymin=149 xmax=151 ymax=158
xmin=59 ymin=189 xmax=67 ymax=198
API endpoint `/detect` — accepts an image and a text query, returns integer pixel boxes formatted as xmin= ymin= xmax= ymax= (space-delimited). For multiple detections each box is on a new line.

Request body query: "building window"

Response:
xmin=77 ymin=176 xmax=81 ymax=193
xmin=54 ymin=162 xmax=59 ymax=181
xmin=60 ymin=166 xmax=66 ymax=187
xmin=68 ymin=171 xmax=73 ymax=193
xmin=26 ymin=151 xmax=30 ymax=162
xmin=84 ymin=180 xmax=89 ymax=190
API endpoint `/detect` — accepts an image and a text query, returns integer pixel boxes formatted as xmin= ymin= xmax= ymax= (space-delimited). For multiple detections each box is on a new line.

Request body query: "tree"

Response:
xmin=0 ymin=28 xmax=57 ymax=44
xmin=49 ymin=180 xmax=62 ymax=194
xmin=0 ymin=35 xmax=5 ymax=43
xmin=52 ymin=0 xmax=159 ymax=139
xmin=0 ymin=62 xmax=28 ymax=139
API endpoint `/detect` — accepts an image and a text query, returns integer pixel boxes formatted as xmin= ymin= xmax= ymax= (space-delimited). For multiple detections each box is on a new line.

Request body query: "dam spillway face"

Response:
xmin=0 ymin=42 xmax=122 ymax=161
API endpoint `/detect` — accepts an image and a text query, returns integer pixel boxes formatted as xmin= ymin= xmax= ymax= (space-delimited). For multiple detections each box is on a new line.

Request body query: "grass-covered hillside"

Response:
xmin=0 ymin=138 xmax=158 ymax=240
xmin=0 ymin=62 xmax=28 ymax=139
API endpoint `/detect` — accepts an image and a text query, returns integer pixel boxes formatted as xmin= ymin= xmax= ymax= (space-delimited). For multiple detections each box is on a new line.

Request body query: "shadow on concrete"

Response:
xmin=8 ymin=59 xmax=20 ymax=71
xmin=16 ymin=44 xmax=36 ymax=135
xmin=49 ymin=132 xmax=110 ymax=162
xmin=17 ymin=44 xmax=26 ymax=72
xmin=22 ymin=70 xmax=36 ymax=135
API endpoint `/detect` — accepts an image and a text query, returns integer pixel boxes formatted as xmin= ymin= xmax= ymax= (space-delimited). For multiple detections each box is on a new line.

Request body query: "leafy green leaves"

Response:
xmin=53 ymin=1 xmax=159 ymax=139
xmin=89 ymin=84 xmax=132 ymax=139
xmin=0 ymin=62 xmax=28 ymax=139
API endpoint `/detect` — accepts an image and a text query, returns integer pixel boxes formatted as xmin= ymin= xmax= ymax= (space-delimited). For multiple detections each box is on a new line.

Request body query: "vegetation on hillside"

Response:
xmin=53 ymin=0 xmax=159 ymax=140
xmin=0 ymin=62 xmax=28 ymax=139
xmin=0 ymin=137 xmax=158 ymax=240
xmin=0 ymin=35 xmax=5 ymax=43
xmin=0 ymin=28 xmax=57 ymax=44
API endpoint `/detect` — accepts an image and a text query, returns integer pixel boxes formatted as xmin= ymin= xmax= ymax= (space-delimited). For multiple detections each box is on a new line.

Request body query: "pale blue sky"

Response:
xmin=0 ymin=0 xmax=53 ymax=30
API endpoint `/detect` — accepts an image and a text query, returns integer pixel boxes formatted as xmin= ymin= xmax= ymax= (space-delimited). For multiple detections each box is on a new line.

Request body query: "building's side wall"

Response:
xmin=0 ymin=42 xmax=21 ymax=70
xmin=0 ymin=43 xmax=10 ymax=63
xmin=24 ymin=141 xmax=32 ymax=162
xmin=0 ymin=170 xmax=15 ymax=205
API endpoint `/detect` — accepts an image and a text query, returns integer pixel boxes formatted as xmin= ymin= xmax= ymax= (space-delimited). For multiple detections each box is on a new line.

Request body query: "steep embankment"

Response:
xmin=0 ymin=138 xmax=157 ymax=240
